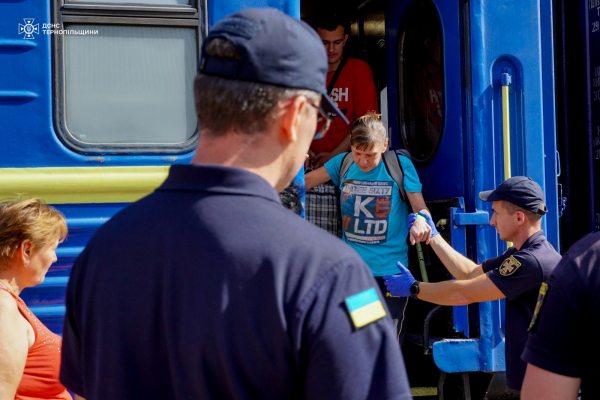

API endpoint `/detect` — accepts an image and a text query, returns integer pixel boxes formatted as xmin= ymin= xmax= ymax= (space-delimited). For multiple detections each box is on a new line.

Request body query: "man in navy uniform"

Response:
xmin=59 ymin=7 xmax=411 ymax=400
xmin=521 ymin=231 xmax=600 ymax=399
xmin=384 ymin=176 xmax=561 ymax=392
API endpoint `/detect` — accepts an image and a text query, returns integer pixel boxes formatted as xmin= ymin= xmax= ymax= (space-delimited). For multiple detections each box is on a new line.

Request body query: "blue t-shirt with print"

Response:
xmin=325 ymin=153 xmax=422 ymax=276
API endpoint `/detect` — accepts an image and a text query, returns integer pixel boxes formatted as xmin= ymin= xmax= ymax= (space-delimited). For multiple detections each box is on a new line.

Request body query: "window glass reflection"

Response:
xmin=398 ymin=0 xmax=444 ymax=162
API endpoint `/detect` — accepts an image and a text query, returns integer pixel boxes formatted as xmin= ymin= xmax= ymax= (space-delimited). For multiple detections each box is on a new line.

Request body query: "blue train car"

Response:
xmin=1 ymin=0 xmax=597 ymax=398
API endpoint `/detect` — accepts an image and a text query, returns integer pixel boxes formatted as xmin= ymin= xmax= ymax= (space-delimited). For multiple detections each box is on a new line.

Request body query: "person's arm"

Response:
xmin=383 ymin=262 xmax=504 ymax=305
xmin=428 ymin=234 xmax=484 ymax=280
xmin=416 ymin=272 xmax=504 ymax=306
xmin=0 ymin=294 xmax=29 ymax=400
xmin=521 ymin=364 xmax=581 ymax=400
xmin=74 ymin=395 xmax=87 ymax=400
xmin=406 ymin=191 xmax=432 ymax=244
xmin=305 ymin=167 xmax=332 ymax=190
xmin=313 ymin=134 xmax=351 ymax=168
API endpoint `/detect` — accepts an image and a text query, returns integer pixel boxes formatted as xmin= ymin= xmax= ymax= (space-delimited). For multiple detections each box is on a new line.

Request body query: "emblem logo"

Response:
xmin=499 ymin=255 xmax=522 ymax=276
xmin=18 ymin=18 xmax=39 ymax=39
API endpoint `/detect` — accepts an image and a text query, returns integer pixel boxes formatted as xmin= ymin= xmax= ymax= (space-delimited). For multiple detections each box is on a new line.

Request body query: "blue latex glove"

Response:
xmin=417 ymin=211 xmax=439 ymax=238
xmin=382 ymin=262 xmax=416 ymax=297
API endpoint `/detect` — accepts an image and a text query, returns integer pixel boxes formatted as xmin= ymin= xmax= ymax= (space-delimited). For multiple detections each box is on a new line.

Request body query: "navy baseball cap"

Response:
xmin=479 ymin=176 xmax=548 ymax=215
xmin=198 ymin=7 xmax=349 ymax=124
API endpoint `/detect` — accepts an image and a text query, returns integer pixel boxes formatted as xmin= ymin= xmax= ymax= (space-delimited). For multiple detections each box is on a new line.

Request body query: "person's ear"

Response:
xmin=382 ymin=139 xmax=389 ymax=153
xmin=516 ymin=211 xmax=525 ymax=224
xmin=279 ymin=96 xmax=306 ymax=144
xmin=343 ymin=34 xmax=349 ymax=46
xmin=19 ymin=239 xmax=33 ymax=267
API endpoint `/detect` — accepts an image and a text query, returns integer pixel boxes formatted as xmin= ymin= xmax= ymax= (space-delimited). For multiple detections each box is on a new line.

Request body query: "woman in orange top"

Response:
xmin=0 ymin=198 xmax=71 ymax=400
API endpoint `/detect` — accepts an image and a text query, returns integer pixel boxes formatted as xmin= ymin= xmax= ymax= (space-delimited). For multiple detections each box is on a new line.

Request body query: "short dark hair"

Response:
xmin=194 ymin=37 xmax=320 ymax=136
xmin=314 ymin=14 xmax=350 ymax=35
xmin=501 ymin=201 xmax=542 ymax=223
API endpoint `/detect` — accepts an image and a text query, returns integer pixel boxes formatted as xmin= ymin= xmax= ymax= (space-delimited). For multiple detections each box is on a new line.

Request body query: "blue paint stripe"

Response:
xmin=345 ymin=287 xmax=379 ymax=312
xmin=0 ymin=39 xmax=37 ymax=49
xmin=0 ymin=91 xmax=38 ymax=101
xmin=29 ymin=305 xmax=66 ymax=318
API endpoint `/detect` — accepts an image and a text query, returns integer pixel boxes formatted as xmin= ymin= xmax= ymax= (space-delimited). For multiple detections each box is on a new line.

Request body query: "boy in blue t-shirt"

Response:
xmin=305 ymin=112 xmax=431 ymax=344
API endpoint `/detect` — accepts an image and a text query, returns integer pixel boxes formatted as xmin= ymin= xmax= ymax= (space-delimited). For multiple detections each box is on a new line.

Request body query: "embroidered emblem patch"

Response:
xmin=528 ymin=282 xmax=549 ymax=331
xmin=345 ymin=288 xmax=387 ymax=329
xmin=499 ymin=256 xmax=522 ymax=276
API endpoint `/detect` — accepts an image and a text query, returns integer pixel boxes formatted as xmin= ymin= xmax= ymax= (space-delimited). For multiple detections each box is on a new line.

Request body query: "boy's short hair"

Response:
xmin=314 ymin=13 xmax=350 ymax=35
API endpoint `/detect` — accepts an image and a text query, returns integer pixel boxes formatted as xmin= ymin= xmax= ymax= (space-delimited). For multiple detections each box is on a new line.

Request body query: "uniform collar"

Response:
xmin=520 ymin=230 xmax=545 ymax=250
xmin=158 ymin=164 xmax=282 ymax=205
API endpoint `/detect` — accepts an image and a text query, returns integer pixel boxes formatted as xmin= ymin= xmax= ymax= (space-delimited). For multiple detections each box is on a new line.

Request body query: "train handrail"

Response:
xmin=501 ymin=72 xmax=513 ymax=248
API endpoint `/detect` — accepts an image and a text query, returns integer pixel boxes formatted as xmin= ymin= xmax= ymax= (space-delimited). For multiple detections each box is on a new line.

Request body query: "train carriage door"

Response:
xmin=386 ymin=0 xmax=559 ymax=396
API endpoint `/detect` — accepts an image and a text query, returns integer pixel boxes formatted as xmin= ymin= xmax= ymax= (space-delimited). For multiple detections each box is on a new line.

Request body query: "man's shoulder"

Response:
xmin=562 ymin=231 xmax=600 ymax=277
xmin=343 ymin=58 xmax=373 ymax=75
xmin=346 ymin=57 xmax=371 ymax=70
xmin=568 ymin=231 xmax=600 ymax=260
xmin=520 ymin=233 xmax=561 ymax=260
xmin=510 ymin=233 xmax=561 ymax=278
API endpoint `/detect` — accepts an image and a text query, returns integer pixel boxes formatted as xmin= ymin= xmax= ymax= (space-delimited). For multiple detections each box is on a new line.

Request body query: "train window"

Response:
xmin=397 ymin=0 xmax=444 ymax=163
xmin=54 ymin=1 xmax=203 ymax=154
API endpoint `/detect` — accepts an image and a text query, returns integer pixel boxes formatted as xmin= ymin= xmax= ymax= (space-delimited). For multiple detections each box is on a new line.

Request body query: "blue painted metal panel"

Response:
xmin=540 ymin=0 xmax=560 ymax=251
xmin=454 ymin=211 xmax=490 ymax=226
xmin=450 ymin=203 xmax=469 ymax=337
xmin=470 ymin=0 xmax=558 ymax=253
xmin=434 ymin=300 xmax=506 ymax=373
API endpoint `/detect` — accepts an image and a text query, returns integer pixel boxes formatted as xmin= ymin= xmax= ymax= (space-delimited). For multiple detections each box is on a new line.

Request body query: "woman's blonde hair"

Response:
xmin=0 ymin=198 xmax=67 ymax=268
xmin=350 ymin=112 xmax=387 ymax=151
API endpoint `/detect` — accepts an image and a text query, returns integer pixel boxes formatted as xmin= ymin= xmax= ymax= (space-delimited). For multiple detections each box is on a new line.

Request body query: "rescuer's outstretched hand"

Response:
xmin=382 ymin=262 xmax=415 ymax=297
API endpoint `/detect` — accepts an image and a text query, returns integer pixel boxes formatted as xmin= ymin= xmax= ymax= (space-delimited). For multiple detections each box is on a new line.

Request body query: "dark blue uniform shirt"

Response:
xmin=60 ymin=164 xmax=411 ymax=400
xmin=523 ymin=231 xmax=600 ymax=399
xmin=482 ymin=230 xmax=561 ymax=390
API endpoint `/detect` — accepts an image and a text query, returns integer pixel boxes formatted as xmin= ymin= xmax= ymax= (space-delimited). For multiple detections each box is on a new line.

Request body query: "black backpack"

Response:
xmin=339 ymin=148 xmax=412 ymax=202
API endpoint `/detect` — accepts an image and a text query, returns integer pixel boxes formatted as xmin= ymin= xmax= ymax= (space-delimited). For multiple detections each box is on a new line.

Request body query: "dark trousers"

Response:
xmin=375 ymin=276 xmax=410 ymax=346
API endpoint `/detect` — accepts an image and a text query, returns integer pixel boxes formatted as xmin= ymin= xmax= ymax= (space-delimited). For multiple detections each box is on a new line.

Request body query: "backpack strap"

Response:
xmin=381 ymin=149 xmax=411 ymax=203
xmin=339 ymin=152 xmax=354 ymax=181
xmin=327 ymin=55 xmax=349 ymax=95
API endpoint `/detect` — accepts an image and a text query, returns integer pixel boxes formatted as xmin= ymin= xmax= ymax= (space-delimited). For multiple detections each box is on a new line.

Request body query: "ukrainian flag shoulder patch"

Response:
xmin=345 ymin=288 xmax=387 ymax=329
